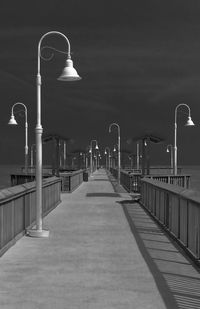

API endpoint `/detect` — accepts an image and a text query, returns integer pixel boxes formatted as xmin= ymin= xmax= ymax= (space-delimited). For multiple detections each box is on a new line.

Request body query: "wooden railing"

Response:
xmin=11 ymin=169 xmax=87 ymax=193
xmin=0 ymin=177 xmax=61 ymax=256
xmin=145 ymin=174 xmax=190 ymax=189
xmin=109 ymin=168 xmax=141 ymax=193
xmin=59 ymin=169 xmax=84 ymax=192
xmin=110 ymin=168 xmax=190 ymax=193
xmin=10 ymin=173 xmax=51 ymax=186
xmin=140 ymin=178 xmax=200 ymax=261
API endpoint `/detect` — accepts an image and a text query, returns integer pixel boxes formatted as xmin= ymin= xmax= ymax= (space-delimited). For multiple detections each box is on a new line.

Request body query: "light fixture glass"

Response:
xmin=8 ymin=115 xmax=17 ymax=125
xmin=185 ymin=116 xmax=195 ymax=126
xmin=57 ymin=59 xmax=81 ymax=81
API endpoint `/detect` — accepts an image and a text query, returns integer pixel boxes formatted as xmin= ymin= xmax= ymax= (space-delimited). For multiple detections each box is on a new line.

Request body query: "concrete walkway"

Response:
xmin=0 ymin=169 xmax=199 ymax=308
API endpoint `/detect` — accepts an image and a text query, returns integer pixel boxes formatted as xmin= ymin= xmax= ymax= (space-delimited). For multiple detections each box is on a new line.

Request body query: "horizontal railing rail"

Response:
xmin=110 ymin=168 xmax=191 ymax=193
xmin=140 ymin=178 xmax=200 ymax=261
xmin=145 ymin=174 xmax=191 ymax=189
xmin=10 ymin=173 xmax=51 ymax=186
xmin=0 ymin=176 xmax=61 ymax=256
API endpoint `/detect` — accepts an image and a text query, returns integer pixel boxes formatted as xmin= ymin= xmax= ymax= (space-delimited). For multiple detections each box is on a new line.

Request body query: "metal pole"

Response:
xmin=170 ymin=146 xmax=173 ymax=174
xmin=109 ymin=123 xmax=120 ymax=184
xmin=90 ymin=139 xmax=98 ymax=173
xmin=27 ymin=31 xmax=72 ymax=238
xmin=136 ymin=142 xmax=140 ymax=170
xmin=174 ymin=111 xmax=177 ymax=175
xmin=117 ymin=130 xmax=120 ymax=181
xmin=90 ymin=147 xmax=93 ymax=173
xmin=63 ymin=141 xmax=66 ymax=169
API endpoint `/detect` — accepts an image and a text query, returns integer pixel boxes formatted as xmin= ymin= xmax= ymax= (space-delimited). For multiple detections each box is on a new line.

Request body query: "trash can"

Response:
xmin=83 ymin=171 xmax=88 ymax=182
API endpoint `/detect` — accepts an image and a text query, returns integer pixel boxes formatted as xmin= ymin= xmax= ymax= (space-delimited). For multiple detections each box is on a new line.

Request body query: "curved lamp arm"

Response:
xmin=109 ymin=122 xmax=120 ymax=135
xmin=175 ymin=103 xmax=192 ymax=123
xmin=11 ymin=102 xmax=27 ymax=123
xmin=38 ymin=31 xmax=71 ymax=74
xmin=90 ymin=139 xmax=98 ymax=148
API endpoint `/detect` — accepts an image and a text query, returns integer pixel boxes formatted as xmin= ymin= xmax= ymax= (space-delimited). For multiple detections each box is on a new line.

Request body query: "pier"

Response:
xmin=0 ymin=169 xmax=200 ymax=308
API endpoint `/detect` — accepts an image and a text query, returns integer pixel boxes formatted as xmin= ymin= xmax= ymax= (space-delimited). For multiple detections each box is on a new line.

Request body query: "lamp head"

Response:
xmin=95 ymin=145 xmax=99 ymax=150
xmin=185 ymin=116 xmax=195 ymax=126
xmin=8 ymin=115 xmax=17 ymax=125
xmin=166 ymin=148 xmax=169 ymax=153
xmin=104 ymin=150 xmax=107 ymax=155
xmin=113 ymin=146 xmax=116 ymax=152
xmin=57 ymin=58 xmax=81 ymax=81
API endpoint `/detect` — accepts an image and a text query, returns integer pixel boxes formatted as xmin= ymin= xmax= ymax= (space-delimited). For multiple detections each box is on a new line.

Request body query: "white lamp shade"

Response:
xmin=8 ymin=115 xmax=17 ymax=125
xmin=57 ymin=59 xmax=81 ymax=81
xmin=185 ymin=116 xmax=195 ymax=126
xmin=95 ymin=145 xmax=99 ymax=150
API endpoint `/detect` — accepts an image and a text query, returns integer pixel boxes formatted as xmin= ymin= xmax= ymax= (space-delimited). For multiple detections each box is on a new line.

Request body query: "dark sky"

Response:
xmin=0 ymin=0 xmax=200 ymax=165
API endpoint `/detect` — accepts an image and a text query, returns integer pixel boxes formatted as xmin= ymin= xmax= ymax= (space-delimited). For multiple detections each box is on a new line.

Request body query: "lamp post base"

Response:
xmin=26 ymin=229 xmax=49 ymax=238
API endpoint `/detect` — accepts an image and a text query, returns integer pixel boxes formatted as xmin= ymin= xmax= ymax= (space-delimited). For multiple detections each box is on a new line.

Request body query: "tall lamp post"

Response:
xmin=89 ymin=139 xmax=99 ymax=173
xmin=8 ymin=102 xmax=28 ymax=174
xmin=136 ymin=142 xmax=140 ymax=170
xmin=27 ymin=31 xmax=81 ymax=238
xmin=104 ymin=147 xmax=111 ymax=170
xmin=109 ymin=123 xmax=120 ymax=184
xmin=166 ymin=144 xmax=173 ymax=174
xmin=174 ymin=103 xmax=195 ymax=175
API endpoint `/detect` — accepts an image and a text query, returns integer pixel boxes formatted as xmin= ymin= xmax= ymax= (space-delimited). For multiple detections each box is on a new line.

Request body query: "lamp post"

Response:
xmin=30 ymin=143 xmax=36 ymax=170
xmin=136 ymin=142 xmax=140 ymax=170
xmin=174 ymin=103 xmax=195 ymax=175
xmin=8 ymin=102 xmax=28 ymax=174
xmin=89 ymin=139 xmax=99 ymax=173
xmin=166 ymin=144 xmax=173 ymax=174
xmin=109 ymin=123 xmax=120 ymax=184
xmin=104 ymin=147 xmax=111 ymax=170
xmin=27 ymin=31 xmax=81 ymax=238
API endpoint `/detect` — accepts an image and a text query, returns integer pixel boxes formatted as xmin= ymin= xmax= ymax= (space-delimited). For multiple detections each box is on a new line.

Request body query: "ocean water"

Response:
xmin=0 ymin=164 xmax=200 ymax=192
xmin=0 ymin=165 xmax=24 ymax=189
xmin=181 ymin=165 xmax=200 ymax=192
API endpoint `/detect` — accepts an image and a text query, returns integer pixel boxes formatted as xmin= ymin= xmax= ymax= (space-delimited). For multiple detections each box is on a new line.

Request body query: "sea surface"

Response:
xmin=0 ymin=164 xmax=200 ymax=192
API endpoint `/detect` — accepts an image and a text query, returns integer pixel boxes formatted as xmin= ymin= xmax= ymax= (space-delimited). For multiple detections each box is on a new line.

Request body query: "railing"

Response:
xmin=0 ymin=176 xmax=61 ymax=256
xmin=59 ymin=169 xmax=84 ymax=192
xmin=11 ymin=169 xmax=86 ymax=193
xmin=110 ymin=167 xmax=190 ymax=193
xmin=109 ymin=168 xmax=141 ymax=193
xmin=145 ymin=174 xmax=190 ymax=189
xmin=140 ymin=178 xmax=200 ymax=261
xmin=10 ymin=173 xmax=51 ymax=186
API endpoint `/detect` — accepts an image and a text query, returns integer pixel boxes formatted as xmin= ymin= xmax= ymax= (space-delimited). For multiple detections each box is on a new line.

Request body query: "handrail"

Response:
xmin=140 ymin=177 xmax=200 ymax=261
